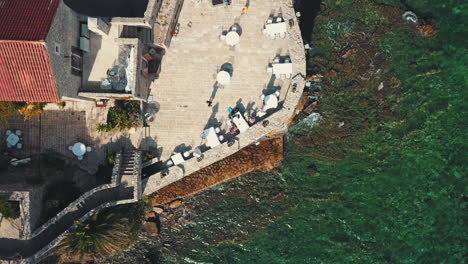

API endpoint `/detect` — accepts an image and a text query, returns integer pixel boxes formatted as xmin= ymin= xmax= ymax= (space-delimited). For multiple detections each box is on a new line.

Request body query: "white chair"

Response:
xmin=266 ymin=18 xmax=273 ymax=24
xmin=231 ymin=25 xmax=238 ymax=32
xmin=6 ymin=130 xmax=11 ymax=136
xmin=220 ymin=34 xmax=226 ymax=41
xmin=279 ymin=32 xmax=286 ymax=39
xmin=273 ymin=57 xmax=280 ymax=63
xmin=86 ymin=146 xmax=92 ymax=152
xmin=78 ymin=155 xmax=83 ymax=161
xmin=183 ymin=151 xmax=191 ymax=158
xmin=284 ymin=57 xmax=291 ymax=63
xmin=15 ymin=130 xmax=21 ymax=136
xmin=215 ymin=127 xmax=221 ymax=133
xmin=218 ymin=135 xmax=224 ymax=142
xmin=267 ymin=66 xmax=273 ymax=74
xmin=68 ymin=146 xmax=73 ymax=151
xmin=261 ymin=94 xmax=265 ymax=100
xmin=166 ymin=160 xmax=174 ymax=167
xmin=274 ymin=91 xmax=281 ymax=97
xmin=276 ymin=17 xmax=283 ymax=23
xmin=16 ymin=143 xmax=22 ymax=149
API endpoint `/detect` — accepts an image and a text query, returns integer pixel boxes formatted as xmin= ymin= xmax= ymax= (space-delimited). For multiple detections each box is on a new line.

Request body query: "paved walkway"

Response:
xmin=148 ymin=0 xmax=290 ymax=159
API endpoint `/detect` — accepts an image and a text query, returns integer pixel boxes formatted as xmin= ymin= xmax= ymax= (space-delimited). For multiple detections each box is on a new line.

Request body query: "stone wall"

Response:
xmin=45 ymin=1 xmax=83 ymax=99
xmin=142 ymin=0 xmax=306 ymax=196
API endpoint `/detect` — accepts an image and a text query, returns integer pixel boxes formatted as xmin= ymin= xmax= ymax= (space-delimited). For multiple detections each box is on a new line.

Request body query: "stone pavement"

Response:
xmin=149 ymin=0 xmax=291 ymax=159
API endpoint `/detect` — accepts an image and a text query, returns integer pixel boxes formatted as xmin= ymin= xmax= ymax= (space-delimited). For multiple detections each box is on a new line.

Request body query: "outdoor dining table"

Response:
xmin=265 ymin=22 xmax=287 ymax=36
xmin=203 ymin=127 xmax=221 ymax=148
xmin=272 ymin=62 xmax=293 ymax=78
xmin=225 ymin=31 xmax=240 ymax=46
xmin=6 ymin=133 xmax=19 ymax=147
xmin=216 ymin=71 xmax=231 ymax=85
xmin=72 ymin=142 xmax=86 ymax=157
xmin=171 ymin=153 xmax=185 ymax=165
xmin=231 ymin=113 xmax=250 ymax=133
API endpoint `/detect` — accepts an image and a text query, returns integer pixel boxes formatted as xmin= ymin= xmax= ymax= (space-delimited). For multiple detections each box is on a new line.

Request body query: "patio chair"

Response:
xmin=279 ymin=32 xmax=286 ymax=39
xmin=267 ymin=66 xmax=273 ymax=74
xmin=78 ymin=155 xmax=84 ymax=161
xmin=276 ymin=17 xmax=283 ymax=23
xmin=15 ymin=130 xmax=21 ymax=136
xmin=68 ymin=146 xmax=73 ymax=151
xmin=7 ymin=143 xmax=13 ymax=148
xmin=215 ymin=127 xmax=221 ymax=133
xmin=266 ymin=18 xmax=273 ymax=24
xmin=274 ymin=91 xmax=281 ymax=97
xmin=6 ymin=130 xmax=11 ymax=136
xmin=231 ymin=25 xmax=238 ymax=32
xmin=183 ymin=151 xmax=191 ymax=158
xmin=166 ymin=160 xmax=174 ymax=167
xmin=218 ymin=135 xmax=224 ymax=142
xmin=86 ymin=146 xmax=92 ymax=152
xmin=16 ymin=143 xmax=22 ymax=149
xmin=273 ymin=57 xmax=280 ymax=64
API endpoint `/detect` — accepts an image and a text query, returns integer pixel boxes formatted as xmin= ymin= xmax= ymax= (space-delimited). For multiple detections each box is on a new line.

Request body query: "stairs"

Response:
xmin=120 ymin=151 xmax=136 ymax=186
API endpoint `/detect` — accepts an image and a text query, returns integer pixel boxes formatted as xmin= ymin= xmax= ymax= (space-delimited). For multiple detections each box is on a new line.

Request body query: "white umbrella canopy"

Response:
xmin=263 ymin=94 xmax=278 ymax=111
xmin=216 ymin=71 xmax=231 ymax=85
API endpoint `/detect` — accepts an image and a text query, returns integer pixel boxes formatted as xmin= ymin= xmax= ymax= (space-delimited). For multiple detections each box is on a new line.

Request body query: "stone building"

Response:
xmin=0 ymin=0 xmax=182 ymax=103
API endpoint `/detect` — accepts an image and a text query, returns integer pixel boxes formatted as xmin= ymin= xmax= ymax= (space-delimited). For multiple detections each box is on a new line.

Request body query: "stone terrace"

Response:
xmin=148 ymin=0 xmax=291 ymax=159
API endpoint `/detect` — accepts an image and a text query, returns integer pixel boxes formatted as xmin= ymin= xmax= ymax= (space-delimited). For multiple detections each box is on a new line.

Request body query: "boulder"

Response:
xmin=168 ymin=200 xmax=182 ymax=209
xmin=143 ymin=221 xmax=159 ymax=237
xmin=153 ymin=206 xmax=164 ymax=214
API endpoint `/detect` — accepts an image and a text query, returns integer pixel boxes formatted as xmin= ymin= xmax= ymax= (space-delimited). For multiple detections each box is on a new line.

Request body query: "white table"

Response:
xmin=225 ymin=31 xmax=240 ymax=46
xmin=72 ymin=142 xmax=86 ymax=157
xmin=272 ymin=63 xmax=293 ymax=78
xmin=232 ymin=113 xmax=250 ymax=133
xmin=6 ymin=134 xmax=19 ymax=146
xmin=203 ymin=127 xmax=221 ymax=148
xmin=171 ymin=153 xmax=185 ymax=165
xmin=263 ymin=94 xmax=279 ymax=111
xmin=217 ymin=71 xmax=231 ymax=85
xmin=265 ymin=22 xmax=287 ymax=36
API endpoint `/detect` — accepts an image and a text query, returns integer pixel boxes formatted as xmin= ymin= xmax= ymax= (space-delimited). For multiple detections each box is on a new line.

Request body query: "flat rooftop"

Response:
xmin=147 ymin=0 xmax=291 ymax=159
xmin=81 ymin=25 xmax=133 ymax=93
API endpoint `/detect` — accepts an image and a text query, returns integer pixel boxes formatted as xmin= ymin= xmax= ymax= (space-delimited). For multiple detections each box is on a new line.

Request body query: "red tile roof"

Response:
xmin=0 ymin=0 xmax=60 ymax=40
xmin=0 ymin=41 xmax=59 ymax=102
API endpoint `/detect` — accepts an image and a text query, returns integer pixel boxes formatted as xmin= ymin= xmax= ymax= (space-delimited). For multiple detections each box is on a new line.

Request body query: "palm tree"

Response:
xmin=59 ymin=210 xmax=132 ymax=259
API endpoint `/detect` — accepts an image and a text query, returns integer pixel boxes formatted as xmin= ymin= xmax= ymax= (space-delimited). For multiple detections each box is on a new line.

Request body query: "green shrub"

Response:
xmin=97 ymin=100 xmax=141 ymax=132
xmin=0 ymin=196 xmax=20 ymax=219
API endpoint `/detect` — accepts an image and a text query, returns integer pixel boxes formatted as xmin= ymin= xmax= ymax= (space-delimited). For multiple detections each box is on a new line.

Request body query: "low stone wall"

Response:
xmin=142 ymin=0 xmax=306 ymax=196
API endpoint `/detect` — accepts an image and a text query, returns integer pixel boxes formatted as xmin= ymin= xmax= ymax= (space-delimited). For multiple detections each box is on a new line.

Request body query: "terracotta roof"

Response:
xmin=0 ymin=41 xmax=59 ymax=102
xmin=0 ymin=0 xmax=60 ymax=40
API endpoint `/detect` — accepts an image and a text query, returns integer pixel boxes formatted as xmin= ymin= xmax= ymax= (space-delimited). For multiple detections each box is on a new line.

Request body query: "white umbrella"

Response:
xmin=225 ymin=31 xmax=240 ymax=46
xmin=263 ymin=94 xmax=278 ymax=111
xmin=216 ymin=71 xmax=231 ymax=85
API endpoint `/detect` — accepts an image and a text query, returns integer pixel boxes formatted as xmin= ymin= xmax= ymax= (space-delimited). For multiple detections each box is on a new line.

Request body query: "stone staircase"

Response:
xmin=120 ymin=151 xmax=136 ymax=186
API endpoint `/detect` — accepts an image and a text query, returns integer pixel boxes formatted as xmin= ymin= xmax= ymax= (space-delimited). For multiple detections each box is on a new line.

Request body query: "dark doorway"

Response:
xmin=64 ymin=0 xmax=149 ymax=17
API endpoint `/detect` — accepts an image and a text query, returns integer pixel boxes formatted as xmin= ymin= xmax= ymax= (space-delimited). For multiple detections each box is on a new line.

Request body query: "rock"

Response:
xmin=146 ymin=211 xmax=157 ymax=220
xmin=168 ymin=200 xmax=182 ymax=209
xmin=378 ymin=82 xmax=384 ymax=91
xmin=143 ymin=221 xmax=159 ymax=237
xmin=153 ymin=206 xmax=164 ymax=214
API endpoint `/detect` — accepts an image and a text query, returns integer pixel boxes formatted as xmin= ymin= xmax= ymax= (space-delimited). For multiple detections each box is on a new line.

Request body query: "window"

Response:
xmin=71 ymin=47 xmax=83 ymax=76
xmin=53 ymin=42 xmax=61 ymax=55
